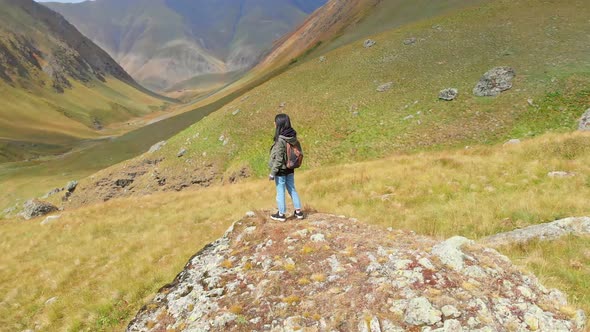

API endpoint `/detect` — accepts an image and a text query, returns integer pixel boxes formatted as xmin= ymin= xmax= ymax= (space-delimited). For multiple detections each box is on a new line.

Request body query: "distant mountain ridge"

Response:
xmin=45 ymin=0 xmax=327 ymax=91
xmin=0 ymin=0 xmax=136 ymax=91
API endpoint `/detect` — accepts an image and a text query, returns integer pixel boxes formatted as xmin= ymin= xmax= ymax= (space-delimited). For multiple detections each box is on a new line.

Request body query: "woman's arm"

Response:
xmin=269 ymin=140 xmax=286 ymax=176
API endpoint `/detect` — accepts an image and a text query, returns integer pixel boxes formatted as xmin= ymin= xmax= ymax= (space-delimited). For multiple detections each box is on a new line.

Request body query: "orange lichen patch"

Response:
xmin=243 ymin=261 xmax=253 ymax=271
xmin=297 ymin=278 xmax=311 ymax=286
xmin=229 ymin=305 xmax=243 ymax=315
xmin=220 ymin=259 xmax=233 ymax=269
xmin=310 ymin=273 xmax=326 ymax=283
xmin=340 ymin=246 xmax=355 ymax=256
xmin=301 ymin=244 xmax=315 ymax=255
xmin=284 ymin=263 xmax=296 ymax=272
xmin=282 ymin=295 xmax=301 ymax=305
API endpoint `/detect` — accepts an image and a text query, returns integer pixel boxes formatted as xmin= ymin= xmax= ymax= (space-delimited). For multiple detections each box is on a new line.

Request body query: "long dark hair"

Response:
xmin=273 ymin=113 xmax=292 ymax=143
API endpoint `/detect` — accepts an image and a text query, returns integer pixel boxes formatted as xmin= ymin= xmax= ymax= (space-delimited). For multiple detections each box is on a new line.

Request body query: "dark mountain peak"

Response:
xmin=0 ymin=0 xmax=136 ymax=92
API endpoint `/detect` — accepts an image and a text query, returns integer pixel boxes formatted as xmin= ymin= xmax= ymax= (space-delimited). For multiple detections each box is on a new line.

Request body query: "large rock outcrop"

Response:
xmin=21 ymin=199 xmax=58 ymax=220
xmin=473 ymin=67 xmax=516 ymax=97
xmin=127 ymin=213 xmax=585 ymax=331
xmin=480 ymin=217 xmax=590 ymax=248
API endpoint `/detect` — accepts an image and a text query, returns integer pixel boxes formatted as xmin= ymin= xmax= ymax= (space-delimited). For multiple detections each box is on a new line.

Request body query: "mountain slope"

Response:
xmin=191 ymin=0 xmax=486 ymax=113
xmin=259 ymin=0 xmax=378 ymax=69
xmin=66 ymin=0 xmax=590 ymax=206
xmin=45 ymin=0 xmax=327 ymax=91
xmin=259 ymin=0 xmax=486 ymax=70
xmin=0 ymin=0 xmax=166 ymax=162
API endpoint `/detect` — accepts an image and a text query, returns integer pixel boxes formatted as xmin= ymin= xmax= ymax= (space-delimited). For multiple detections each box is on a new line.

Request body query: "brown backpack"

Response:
xmin=286 ymin=142 xmax=303 ymax=169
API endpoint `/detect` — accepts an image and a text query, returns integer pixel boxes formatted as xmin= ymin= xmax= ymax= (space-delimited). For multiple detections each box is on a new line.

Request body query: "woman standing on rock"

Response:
xmin=269 ymin=113 xmax=304 ymax=221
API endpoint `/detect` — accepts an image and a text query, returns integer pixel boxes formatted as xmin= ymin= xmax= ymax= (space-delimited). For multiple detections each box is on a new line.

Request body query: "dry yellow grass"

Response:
xmin=1 ymin=131 xmax=589 ymax=330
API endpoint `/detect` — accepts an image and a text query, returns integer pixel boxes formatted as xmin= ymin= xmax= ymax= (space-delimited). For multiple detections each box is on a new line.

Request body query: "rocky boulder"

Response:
xmin=363 ymin=39 xmax=376 ymax=48
xmin=473 ymin=67 xmax=516 ymax=97
xmin=579 ymin=108 xmax=590 ymax=131
xmin=41 ymin=187 xmax=63 ymax=199
xmin=148 ymin=141 xmax=166 ymax=153
xmin=548 ymin=171 xmax=575 ymax=178
xmin=439 ymin=88 xmax=458 ymax=101
xmin=40 ymin=215 xmax=61 ymax=226
xmin=481 ymin=217 xmax=590 ymax=247
xmin=21 ymin=199 xmax=58 ymax=220
xmin=377 ymin=82 xmax=394 ymax=92
xmin=403 ymin=37 xmax=417 ymax=45
xmin=65 ymin=180 xmax=78 ymax=193
xmin=177 ymin=148 xmax=187 ymax=158
xmin=504 ymin=138 xmax=521 ymax=145
xmin=127 ymin=213 xmax=585 ymax=332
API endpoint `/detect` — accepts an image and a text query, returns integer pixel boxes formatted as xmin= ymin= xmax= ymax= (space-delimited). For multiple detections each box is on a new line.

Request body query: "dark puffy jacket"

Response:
xmin=269 ymin=135 xmax=301 ymax=176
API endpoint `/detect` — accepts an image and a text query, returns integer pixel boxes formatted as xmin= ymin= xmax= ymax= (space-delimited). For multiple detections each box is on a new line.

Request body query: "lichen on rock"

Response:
xmin=127 ymin=213 xmax=585 ymax=331
xmin=473 ymin=67 xmax=516 ymax=97
xmin=21 ymin=199 xmax=58 ymax=220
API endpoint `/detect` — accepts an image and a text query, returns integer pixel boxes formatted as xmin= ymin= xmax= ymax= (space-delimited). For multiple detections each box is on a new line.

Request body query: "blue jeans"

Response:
xmin=275 ymin=173 xmax=302 ymax=215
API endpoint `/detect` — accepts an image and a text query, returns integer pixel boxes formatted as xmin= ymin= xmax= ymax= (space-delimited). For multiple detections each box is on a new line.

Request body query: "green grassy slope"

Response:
xmin=256 ymin=0 xmax=486 ymax=73
xmin=69 ymin=0 xmax=590 ymax=205
xmin=316 ymin=0 xmax=487 ymax=55
xmin=0 ymin=79 xmax=164 ymax=161
xmin=45 ymin=0 xmax=327 ymax=91
xmin=0 ymin=79 xmax=267 ymax=214
xmin=0 ymin=0 xmax=168 ymax=162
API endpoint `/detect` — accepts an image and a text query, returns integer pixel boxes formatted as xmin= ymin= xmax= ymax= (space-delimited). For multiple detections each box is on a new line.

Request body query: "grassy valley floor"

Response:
xmin=1 ymin=132 xmax=589 ymax=331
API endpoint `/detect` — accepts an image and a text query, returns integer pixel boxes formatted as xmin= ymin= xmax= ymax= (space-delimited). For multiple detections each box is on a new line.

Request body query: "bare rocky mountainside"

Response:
xmin=44 ymin=0 xmax=327 ymax=91
xmin=0 ymin=0 xmax=167 ymax=162
xmin=127 ymin=213 xmax=586 ymax=331
xmin=0 ymin=0 xmax=136 ymax=91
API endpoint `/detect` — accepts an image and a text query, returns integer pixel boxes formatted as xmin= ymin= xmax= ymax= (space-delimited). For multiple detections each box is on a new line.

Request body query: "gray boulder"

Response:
xmin=404 ymin=297 xmax=442 ymax=326
xmin=480 ymin=217 xmax=590 ymax=247
xmin=319 ymin=56 xmax=327 ymax=62
xmin=41 ymin=215 xmax=61 ymax=226
xmin=42 ymin=187 xmax=62 ymax=199
xmin=579 ymin=108 xmax=590 ymax=131
xmin=439 ymin=88 xmax=458 ymax=101
xmin=431 ymin=236 xmax=474 ymax=271
xmin=473 ymin=67 xmax=516 ymax=97
xmin=377 ymin=82 xmax=394 ymax=92
xmin=148 ymin=141 xmax=166 ymax=153
xmin=403 ymin=37 xmax=417 ymax=45
xmin=65 ymin=180 xmax=78 ymax=193
xmin=45 ymin=297 xmax=58 ymax=305
xmin=548 ymin=171 xmax=575 ymax=178
xmin=22 ymin=199 xmax=58 ymax=220
xmin=504 ymin=138 xmax=521 ymax=145
xmin=177 ymin=148 xmax=187 ymax=158
xmin=364 ymin=39 xmax=376 ymax=48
